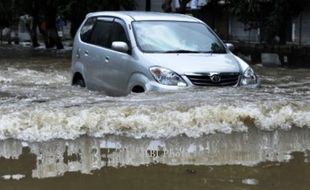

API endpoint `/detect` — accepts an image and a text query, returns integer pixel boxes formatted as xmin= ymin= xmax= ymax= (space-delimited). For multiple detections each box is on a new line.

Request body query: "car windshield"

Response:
xmin=132 ymin=21 xmax=227 ymax=53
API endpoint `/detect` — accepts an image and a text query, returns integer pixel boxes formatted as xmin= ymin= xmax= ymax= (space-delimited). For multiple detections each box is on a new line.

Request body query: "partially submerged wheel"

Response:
xmin=72 ymin=73 xmax=85 ymax=87
xmin=132 ymin=85 xmax=145 ymax=93
xmin=75 ymin=78 xmax=85 ymax=87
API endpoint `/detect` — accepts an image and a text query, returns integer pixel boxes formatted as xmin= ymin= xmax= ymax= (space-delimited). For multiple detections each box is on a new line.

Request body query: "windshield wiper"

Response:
xmin=163 ymin=50 xmax=227 ymax=54
xmin=163 ymin=50 xmax=202 ymax=53
xmin=204 ymin=50 xmax=227 ymax=54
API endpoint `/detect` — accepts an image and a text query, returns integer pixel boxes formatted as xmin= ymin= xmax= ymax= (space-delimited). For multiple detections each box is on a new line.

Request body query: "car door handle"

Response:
xmin=84 ymin=50 xmax=89 ymax=56
xmin=105 ymin=56 xmax=110 ymax=63
xmin=76 ymin=48 xmax=81 ymax=59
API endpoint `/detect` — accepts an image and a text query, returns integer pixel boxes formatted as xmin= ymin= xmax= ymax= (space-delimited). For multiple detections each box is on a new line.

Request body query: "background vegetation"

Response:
xmin=0 ymin=0 xmax=307 ymax=48
xmin=0 ymin=0 xmax=136 ymax=48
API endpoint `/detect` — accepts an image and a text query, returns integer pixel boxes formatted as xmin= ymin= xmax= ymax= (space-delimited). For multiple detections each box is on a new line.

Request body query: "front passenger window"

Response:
xmin=112 ymin=22 xmax=128 ymax=43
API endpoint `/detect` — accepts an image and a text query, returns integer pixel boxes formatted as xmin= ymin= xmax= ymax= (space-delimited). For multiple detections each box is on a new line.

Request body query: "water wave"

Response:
xmin=0 ymin=101 xmax=309 ymax=141
xmin=0 ymin=67 xmax=70 ymax=85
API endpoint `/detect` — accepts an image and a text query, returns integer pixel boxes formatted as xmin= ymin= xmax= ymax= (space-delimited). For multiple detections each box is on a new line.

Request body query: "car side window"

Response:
xmin=80 ymin=17 xmax=96 ymax=43
xmin=111 ymin=21 xmax=129 ymax=44
xmin=89 ymin=20 xmax=114 ymax=48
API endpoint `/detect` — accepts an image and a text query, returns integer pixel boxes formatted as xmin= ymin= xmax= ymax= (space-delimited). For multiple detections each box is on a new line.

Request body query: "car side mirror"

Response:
xmin=112 ymin=41 xmax=129 ymax=53
xmin=225 ymin=43 xmax=235 ymax=52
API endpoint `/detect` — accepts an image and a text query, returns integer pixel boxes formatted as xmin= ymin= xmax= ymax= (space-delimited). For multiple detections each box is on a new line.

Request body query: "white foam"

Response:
xmin=0 ymin=68 xmax=70 ymax=86
xmin=0 ymin=76 xmax=12 ymax=83
xmin=1 ymin=174 xmax=25 ymax=180
xmin=242 ymin=178 xmax=259 ymax=185
xmin=0 ymin=101 xmax=309 ymax=142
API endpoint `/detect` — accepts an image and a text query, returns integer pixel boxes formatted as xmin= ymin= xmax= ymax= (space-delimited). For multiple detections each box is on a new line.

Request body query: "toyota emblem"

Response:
xmin=210 ymin=74 xmax=221 ymax=83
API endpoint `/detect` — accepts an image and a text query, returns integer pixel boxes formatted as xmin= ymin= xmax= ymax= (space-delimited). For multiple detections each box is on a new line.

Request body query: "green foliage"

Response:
xmin=0 ymin=0 xmax=136 ymax=26
xmin=230 ymin=0 xmax=305 ymax=29
xmin=0 ymin=0 xmax=15 ymax=26
xmin=0 ymin=0 xmax=136 ymax=39
xmin=229 ymin=0 xmax=306 ymax=43
xmin=229 ymin=0 xmax=261 ymax=30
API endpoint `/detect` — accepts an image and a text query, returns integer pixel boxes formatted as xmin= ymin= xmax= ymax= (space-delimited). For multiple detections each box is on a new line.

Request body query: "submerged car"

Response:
xmin=71 ymin=11 xmax=259 ymax=96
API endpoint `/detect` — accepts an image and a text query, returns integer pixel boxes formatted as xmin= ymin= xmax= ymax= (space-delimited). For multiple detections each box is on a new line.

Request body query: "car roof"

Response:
xmin=86 ymin=11 xmax=202 ymax=23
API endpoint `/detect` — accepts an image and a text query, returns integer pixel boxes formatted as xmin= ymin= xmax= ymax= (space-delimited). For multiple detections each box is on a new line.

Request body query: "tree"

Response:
xmin=161 ymin=0 xmax=306 ymax=44
xmin=229 ymin=0 xmax=261 ymax=30
xmin=0 ymin=0 xmax=13 ymax=28
xmin=229 ymin=0 xmax=306 ymax=44
xmin=0 ymin=0 xmax=136 ymax=48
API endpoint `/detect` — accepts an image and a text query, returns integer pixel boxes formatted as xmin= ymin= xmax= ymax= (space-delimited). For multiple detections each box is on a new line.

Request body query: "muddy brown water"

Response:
xmin=0 ymin=57 xmax=309 ymax=189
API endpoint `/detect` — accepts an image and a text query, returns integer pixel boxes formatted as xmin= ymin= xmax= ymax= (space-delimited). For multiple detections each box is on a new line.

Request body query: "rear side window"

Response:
xmin=89 ymin=20 xmax=114 ymax=48
xmin=80 ymin=17 xmax=96 ymax=43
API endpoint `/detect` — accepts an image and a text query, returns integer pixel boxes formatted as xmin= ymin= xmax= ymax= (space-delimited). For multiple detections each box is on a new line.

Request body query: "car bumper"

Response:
xmin=145 ymin=79 xmax=260 ymax=92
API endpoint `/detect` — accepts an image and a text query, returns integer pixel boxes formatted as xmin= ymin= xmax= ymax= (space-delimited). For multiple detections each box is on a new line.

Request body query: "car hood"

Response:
xmin=143 ymin=53 xmax=241 ymax=74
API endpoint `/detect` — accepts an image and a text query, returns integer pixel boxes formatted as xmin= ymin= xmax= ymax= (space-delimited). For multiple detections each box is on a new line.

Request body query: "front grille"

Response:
xmin=186 ymin=73 xmax=240 ymax=86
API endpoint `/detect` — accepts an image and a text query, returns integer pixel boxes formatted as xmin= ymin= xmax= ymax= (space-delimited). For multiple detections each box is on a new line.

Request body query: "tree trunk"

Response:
xmin=145 ymin=0 xmax=151 ymax=11
xmin=30 ymin=0 xmax=39 ymax=47
xmin=45 ymin=0 xmax=63 ymax=49
xmin=177 ymin=0 xmax=191 ymax=14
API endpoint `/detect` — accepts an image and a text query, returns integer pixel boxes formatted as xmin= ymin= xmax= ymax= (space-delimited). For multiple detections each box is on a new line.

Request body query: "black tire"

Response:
xmin=74 ymin=78 xmax=85 ymax=88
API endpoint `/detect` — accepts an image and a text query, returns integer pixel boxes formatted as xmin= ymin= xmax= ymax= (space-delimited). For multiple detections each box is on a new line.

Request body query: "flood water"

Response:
xmin=0 ymin=57 xmax=309 ymax=189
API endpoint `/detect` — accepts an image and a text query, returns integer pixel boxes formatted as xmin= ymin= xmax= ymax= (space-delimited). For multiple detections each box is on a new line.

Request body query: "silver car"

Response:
xmin=71 ymin=11 xmax=259 ymax=96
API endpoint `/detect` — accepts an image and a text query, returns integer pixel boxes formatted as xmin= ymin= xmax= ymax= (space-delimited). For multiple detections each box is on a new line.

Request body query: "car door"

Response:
xmin=84 ymin=17 xmax=114 ymax=90
xmin=101 ymin=18 xmax=136 ymax=95
xmin=75 ymin=17 xmax=96 ymax=88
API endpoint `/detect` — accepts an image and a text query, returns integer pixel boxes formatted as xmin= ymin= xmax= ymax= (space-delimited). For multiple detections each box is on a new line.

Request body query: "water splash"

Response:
xmin=0 ymin=100 xmax=309 ymax=141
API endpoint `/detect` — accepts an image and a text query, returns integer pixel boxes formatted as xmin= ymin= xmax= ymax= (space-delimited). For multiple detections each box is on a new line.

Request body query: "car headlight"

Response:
xmin=241 ymin=67 xmax=257 ymax=85
xmin=150 ymin=67 xmax=187 ymax=87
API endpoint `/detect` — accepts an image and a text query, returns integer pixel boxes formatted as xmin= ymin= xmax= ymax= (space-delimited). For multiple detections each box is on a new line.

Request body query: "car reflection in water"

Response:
xmin=1 ymin=128 xmax=310 ymax=179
